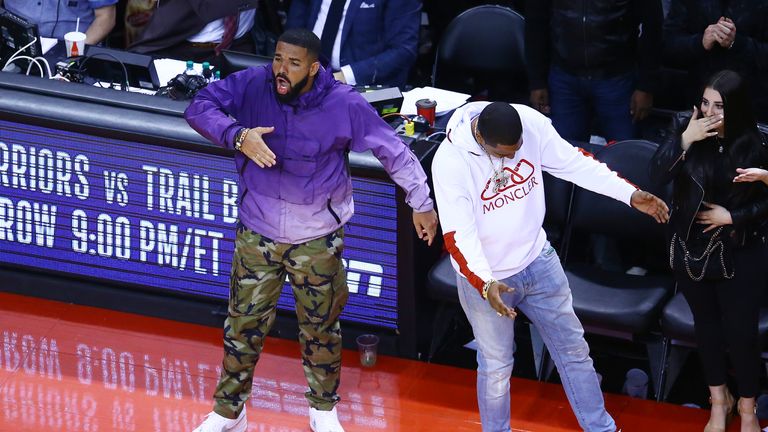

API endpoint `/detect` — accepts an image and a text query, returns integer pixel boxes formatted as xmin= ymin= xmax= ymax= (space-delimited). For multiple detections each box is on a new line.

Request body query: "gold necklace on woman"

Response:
xmin=473 ymin=120 xmax=509 ymax=193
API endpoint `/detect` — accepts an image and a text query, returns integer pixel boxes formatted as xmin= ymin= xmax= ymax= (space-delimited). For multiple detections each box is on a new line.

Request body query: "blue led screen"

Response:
xmin=0 ymin=119 xmax=399 ymax=329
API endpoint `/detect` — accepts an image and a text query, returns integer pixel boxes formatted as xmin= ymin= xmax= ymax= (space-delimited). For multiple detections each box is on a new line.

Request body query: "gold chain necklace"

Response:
xmin=473 ymin=120 xmax=509 ymax=193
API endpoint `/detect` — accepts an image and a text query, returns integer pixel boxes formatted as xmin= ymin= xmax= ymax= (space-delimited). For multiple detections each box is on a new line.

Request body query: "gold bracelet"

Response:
xmin=234 ymin=127 xmax=250 ymax=151
xmin=481 ymin=279 xmax=497 ymax=300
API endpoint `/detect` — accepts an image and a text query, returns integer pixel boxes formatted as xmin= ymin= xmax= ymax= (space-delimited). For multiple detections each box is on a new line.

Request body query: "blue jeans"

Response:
xmin=548 ymin=66 xmax=635 ymax=143
xmin=456 ymin=242 xmax=616 ymax=432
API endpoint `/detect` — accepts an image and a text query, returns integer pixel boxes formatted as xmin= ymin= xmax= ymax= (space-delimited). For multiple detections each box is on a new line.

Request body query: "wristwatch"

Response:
xmin=482 ymin=279 xmax=497 ymax=300
xmin=234 ymin=127 xmax=249 ymax=151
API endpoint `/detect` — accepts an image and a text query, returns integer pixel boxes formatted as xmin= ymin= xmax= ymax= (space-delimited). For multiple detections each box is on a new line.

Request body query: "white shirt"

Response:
xmin=187 ymin=10 xmax=257 ymax=43
xmin=311 ymin=0 xmax=357 ymax=85
xmin=432 ymin=102 xmax=637 ymax=290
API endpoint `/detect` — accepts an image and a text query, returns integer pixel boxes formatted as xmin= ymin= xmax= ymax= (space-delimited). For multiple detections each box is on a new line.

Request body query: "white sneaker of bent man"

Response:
xmin=192 ymin=406 xmax=247 ymax=432
xmin=309 ymin=406 xmax=345 ymax=432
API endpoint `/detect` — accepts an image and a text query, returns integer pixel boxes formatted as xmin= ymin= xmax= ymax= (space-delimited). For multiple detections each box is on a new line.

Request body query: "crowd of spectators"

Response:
xmin=4 ymin=0 xmax=765 ymax=128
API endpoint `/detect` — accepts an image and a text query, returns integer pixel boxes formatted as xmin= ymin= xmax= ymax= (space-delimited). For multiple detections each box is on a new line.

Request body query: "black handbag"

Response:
xmin=669 ymin=226 xmax=735 ymax=281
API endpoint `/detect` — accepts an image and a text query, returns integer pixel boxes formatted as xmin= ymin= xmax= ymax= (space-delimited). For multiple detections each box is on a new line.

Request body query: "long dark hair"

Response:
xmin=706 ymin=70 xmax=763 ymax=167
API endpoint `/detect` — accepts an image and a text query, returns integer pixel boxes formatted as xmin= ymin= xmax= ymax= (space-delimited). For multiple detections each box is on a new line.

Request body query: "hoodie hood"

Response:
xmin=444 ymin=102 xmax=493 ymax=155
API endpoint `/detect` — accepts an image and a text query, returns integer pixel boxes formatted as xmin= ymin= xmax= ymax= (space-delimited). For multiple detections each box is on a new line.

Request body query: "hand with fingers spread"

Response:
xmin=630 ymin=190 xmax=670 ymax=223
xmin=681 ymin=106 xmax=722 ymax=150
xmin=734 ymin=168 xmax=768 ymax=185
xmin=695 ymin=202 xmax=732 ymax=232
xmin=485 ymin=280 xmax=517 ymax=319
xmin=239 ymin=126 xmax=277 ymax=168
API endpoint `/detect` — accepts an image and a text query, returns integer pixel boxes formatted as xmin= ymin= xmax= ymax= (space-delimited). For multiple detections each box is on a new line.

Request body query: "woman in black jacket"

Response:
xmin=650 ymin=70 xmax=768 ymax=432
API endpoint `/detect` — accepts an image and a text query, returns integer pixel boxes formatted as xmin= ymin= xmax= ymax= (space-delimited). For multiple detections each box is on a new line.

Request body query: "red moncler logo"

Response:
xmin=481 ymin=159 xmax=535 ymax=200
xmin=481 ymin=159 xmax=539 ymax=214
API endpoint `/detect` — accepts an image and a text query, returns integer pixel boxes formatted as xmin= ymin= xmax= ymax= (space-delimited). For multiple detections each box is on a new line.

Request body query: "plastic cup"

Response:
xmin=622 ymin=368 xmax=649 ymax=399
xmin=356 ymin=334 xmax=379 ymax=367
xmin=416 ymin=98 xmax=437 ymax=127
xmin=64 ymin=31 xmax=87 ymax=58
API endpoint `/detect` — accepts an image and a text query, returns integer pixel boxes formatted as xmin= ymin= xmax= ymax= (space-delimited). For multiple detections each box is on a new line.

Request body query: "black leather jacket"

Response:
xmin=525 ymin=0 xmax=663 ymax=92
xmin=649 ymin=112 xmax=768 ymax=246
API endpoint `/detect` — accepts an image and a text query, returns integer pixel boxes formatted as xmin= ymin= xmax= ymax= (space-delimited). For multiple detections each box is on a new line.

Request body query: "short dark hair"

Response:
xmin=278 ymin=28 xmax=321 ymax=61
xmin=477 ymin=102 xmax=522 ymax=147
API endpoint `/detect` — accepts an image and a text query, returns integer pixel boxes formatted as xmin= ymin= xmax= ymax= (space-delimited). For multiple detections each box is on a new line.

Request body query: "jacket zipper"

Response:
xmin=669 ymin=152 xmax=685 ymax=171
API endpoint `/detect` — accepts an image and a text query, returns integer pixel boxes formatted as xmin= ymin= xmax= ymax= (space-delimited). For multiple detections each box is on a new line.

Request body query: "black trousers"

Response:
xmin=678 ymin=242 xmax=768 ymax=397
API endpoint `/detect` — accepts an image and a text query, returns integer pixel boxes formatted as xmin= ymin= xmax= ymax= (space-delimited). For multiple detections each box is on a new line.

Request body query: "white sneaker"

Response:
xmin=309 ymin=406 xmax=345 ymax=432
xmin=192 ymin=406 xmax=247 ymax=432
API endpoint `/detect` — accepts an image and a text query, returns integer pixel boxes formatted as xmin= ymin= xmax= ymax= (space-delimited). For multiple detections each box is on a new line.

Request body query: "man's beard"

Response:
xmin=274 ymin=72 xmax=310 ymax=103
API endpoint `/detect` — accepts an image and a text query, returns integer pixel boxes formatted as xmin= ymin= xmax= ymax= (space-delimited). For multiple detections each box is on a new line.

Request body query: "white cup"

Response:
xmin=64 ymin=31 xmax=87 ymax=57
xmin=622 ymin=368 xmax=649 ymax=399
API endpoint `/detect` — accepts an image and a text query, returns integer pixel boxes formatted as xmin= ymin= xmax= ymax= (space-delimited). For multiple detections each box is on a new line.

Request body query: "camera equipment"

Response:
xmin=165 ymin=73 xmax=208 ymax=100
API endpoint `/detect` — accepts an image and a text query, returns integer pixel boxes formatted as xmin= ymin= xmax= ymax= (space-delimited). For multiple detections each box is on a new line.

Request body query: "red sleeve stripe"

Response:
xmin=577 ymin=147 xmax=597 ymax=159
xmin=443 ymin=231 xmax=485 ymax=294
xmin=577 ymin=147 xmax=639 ymax=190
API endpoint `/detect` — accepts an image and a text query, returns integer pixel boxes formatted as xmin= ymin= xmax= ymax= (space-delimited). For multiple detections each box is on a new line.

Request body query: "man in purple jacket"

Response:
xmin=186 ymin=29 xmax=438 ymax=432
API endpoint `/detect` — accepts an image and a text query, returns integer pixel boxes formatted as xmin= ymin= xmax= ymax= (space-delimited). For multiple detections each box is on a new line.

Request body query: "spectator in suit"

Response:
xmin=286 ymin=0 xmax=421 ymax=88
xmin=1 ymin=0 xmax=117 ymax=45
xmin=664 ymin=0 xmax=768 ymax=122
xmin=128 ymin=0 xmax=258 ymax=64
xmin=526 ymin=0 xmax=663 ymax=143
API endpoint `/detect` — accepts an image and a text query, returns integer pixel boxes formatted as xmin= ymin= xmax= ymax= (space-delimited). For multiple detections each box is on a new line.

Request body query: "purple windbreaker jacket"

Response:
xmin=184 ymin=65 xmax=434 ymax=244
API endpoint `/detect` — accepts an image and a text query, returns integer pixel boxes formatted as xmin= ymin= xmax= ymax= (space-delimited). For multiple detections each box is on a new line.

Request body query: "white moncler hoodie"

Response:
xmin=432 ymin=102 xmax=637 ymax=293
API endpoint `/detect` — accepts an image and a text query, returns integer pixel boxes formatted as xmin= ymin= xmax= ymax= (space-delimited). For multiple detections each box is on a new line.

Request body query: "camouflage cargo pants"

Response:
xmin=212 ymin=224 xmax=349 ymax=418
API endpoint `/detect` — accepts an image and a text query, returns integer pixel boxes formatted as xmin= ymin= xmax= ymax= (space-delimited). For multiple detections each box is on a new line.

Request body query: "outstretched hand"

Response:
xmin=734 ymin=168 xmax=768 ymax=185
xmin=412 ymin=209 xmax=438 ymax=246
xmin=630 ymin=190 xmax=670 ymax=223
xmin=240 ymin=126 xmax=277 ymax=168
xmin=486 ymin=281 xmax=517 ymax=319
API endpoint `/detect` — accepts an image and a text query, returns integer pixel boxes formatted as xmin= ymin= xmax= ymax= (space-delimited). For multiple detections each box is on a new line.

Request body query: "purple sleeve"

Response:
xmin=184 ymin=68 xmax=264 ymax=149
xmin=347 ymin=93 xmax=434 ymax=212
